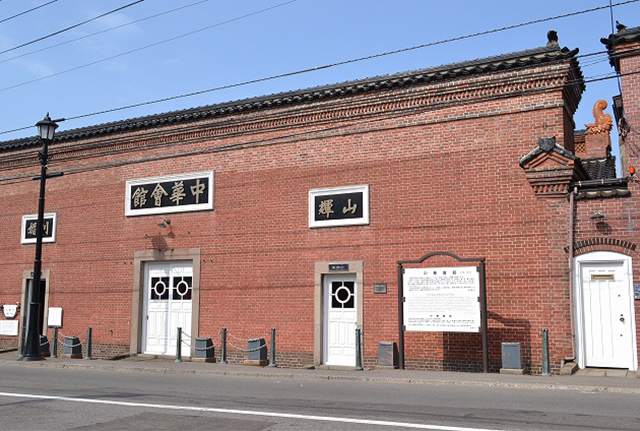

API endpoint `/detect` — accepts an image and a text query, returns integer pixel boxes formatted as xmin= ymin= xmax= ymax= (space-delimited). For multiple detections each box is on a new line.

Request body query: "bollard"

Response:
xmin=51 ymin=327 xmax=58 ymax=358
xmin=269 ymin=328 xmax=277 ymax=368
xmin=542 ymin=329 xmax=551 ymax=376
xmin=85 ymin=327 xmax=92 ymax=360
xmin=175 ymin=327 xmax=182 ymax=363
xmin=221 ymin=327 xmax=227 ymax=364
xmin=355 ymin=328 xmax=363 ymax=371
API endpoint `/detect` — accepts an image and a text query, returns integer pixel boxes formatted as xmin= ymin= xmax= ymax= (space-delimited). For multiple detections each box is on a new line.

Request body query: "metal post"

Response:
xmin=19 ymin=138 xmax=51 ymax=362
xmin=355 ymin=328 xmax=363 ymax=371
xmin=479 ymin=260 xmax=489 ymax=373
xmin=221 ymin=327 xmax=227 ymax=364
xmin=542 ymin=329 xmax=551 ymax=376
xmin=175 ymin=327 xmax=182 ymax=363
xmin=85 ymin=327 xmax=92 ymax=360
xmin=52 ymin=327 xmax=58 ymax=358
xmin=397 ymin=264 xmax=405 ymax=370
xmin=269 ymin=328 xmax=277 ymax=367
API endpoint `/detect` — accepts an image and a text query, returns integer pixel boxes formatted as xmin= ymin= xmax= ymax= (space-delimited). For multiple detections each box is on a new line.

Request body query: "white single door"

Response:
xmin=581 ymin=262 xmax=633 ymax=368
xmin=143 ymin=262 xmax=193 ymax=355
xmin=323 ymin=274 xmax=357 ymax=366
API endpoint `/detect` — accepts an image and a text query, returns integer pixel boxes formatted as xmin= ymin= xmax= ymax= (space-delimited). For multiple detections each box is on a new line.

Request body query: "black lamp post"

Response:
xmin=19 ymin=113 xmax=58 ymax=361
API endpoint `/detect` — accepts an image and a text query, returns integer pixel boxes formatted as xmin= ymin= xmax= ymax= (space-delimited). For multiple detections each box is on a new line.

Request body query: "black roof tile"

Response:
xmin=580 ymin=157 xmax=617 ymax=180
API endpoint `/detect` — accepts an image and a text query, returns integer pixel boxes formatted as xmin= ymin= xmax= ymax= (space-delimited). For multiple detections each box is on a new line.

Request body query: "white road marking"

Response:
xmin=0 ymin=390 xmax=501 ymax=431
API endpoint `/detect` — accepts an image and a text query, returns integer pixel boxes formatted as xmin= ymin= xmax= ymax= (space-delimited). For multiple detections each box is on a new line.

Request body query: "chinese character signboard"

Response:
xmin=125 ymin=171 xmax=214 ymax=216
xmin=403 ymin=266 xmax=480 ymax=333
xmin=308 ymin=185 xmax=369 ymax=228
xmin=21 ymin=213 xmax=57 ymax=244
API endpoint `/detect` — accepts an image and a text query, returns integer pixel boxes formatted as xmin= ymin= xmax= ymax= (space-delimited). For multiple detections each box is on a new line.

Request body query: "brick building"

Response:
xmin=0 ymin=27 xmax=638 ymax=374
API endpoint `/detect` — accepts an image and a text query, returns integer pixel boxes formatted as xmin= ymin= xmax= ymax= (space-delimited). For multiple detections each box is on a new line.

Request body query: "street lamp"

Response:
xmin=19 ymin=113 xmax=58 ymax=361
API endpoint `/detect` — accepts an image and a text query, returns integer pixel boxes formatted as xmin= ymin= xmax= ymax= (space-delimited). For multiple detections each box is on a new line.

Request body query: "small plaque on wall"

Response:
xmin=126 ymin=171 xmax=214 ymax=216
xmin=0 ymin=320 xmax=19 ymax=336
xmin=374 ymin=283 xmax=387 ymax=294
xmin=21 ymin=213 xmax=57 ymax=244
xmin=309 ymin=185 xmax=369 ymax=228
xmin=329 ymin=264 xmax=349 ymax=272
xmin=48 ymin=307 xmax=63 ymax=327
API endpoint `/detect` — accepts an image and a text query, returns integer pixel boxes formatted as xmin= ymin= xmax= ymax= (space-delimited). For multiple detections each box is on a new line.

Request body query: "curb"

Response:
xmin=2 ymin=359 xmax=640 ymax=394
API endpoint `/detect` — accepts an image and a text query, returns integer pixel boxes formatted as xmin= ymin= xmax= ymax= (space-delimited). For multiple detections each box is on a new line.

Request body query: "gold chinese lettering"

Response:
xmin=190 ymin=179 xmax=206 ymax=204
xmin=318 ymin=199 xmax=334 ymax=218
xmin=131 ymin=186 xmax=148 ymax=208
xmin=27 ymin=222 xmax=37 ymax=236
xmin=170 ymin=181 xmax=186 ymax=205
xmin=342 ymin=199 xmax=357 ymax=215
xmin=151 ymin=183 xmax=168 ymax=206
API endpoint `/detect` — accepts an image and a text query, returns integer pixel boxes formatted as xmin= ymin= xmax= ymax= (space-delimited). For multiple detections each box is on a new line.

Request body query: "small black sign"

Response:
xmin=314 ymin=192 xmax=363 ymax=222
xmin=373 ymin=283 xmax=387 ymax=294
xmin=309 ymin=185 xmax=369 ymax=228
xmin=21 ymin=213 xmax=57 ymax=244
xmin=23 ymin=218 xmax=54 ymax=240
xmin=126 ymin=171 xmax=214 ymax=216
xmin=329 ymin=264 xmax=349 ymax=272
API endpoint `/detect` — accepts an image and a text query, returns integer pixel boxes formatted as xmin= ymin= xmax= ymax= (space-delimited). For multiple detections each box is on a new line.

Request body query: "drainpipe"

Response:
xmin=563 ymin=186 xmax=577 ymax=366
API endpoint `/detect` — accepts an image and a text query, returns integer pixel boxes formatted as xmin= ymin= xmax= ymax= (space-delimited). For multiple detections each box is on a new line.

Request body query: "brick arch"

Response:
xmin=564 ymin=237 xmax=637 ymax=256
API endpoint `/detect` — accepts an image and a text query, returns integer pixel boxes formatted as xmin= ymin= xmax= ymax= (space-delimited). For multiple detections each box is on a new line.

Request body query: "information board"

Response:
xmin=403 ymin=266 xmax=480 ymax=332
xmin=0 ymin=320 xmax=19 ymax=336
xmin=48 ymin=307 xmax=63 ymax=327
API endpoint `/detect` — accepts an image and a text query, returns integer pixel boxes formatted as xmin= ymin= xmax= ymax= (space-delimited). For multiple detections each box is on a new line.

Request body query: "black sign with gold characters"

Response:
xmin=126 ymin=171 xmax=214 ymax=216
xmin=308 ymin=185 xmax=369 ymax=228
xmin=21 ymin=213 xmax=57 ymax=244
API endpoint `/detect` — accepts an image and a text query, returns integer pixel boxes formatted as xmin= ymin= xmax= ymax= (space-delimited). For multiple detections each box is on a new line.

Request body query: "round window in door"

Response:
xmin=331 ymin=281 xmax=354 ymax=309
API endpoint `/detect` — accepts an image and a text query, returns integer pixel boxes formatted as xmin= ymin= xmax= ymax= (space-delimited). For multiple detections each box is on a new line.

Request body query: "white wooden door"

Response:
xmin=323 ymin=274 xmax=357 ymax=366
xmin=581 ymin=262 xmax=633 ymax=368
xmin=143 ymin=262 xmax=193 ymax=355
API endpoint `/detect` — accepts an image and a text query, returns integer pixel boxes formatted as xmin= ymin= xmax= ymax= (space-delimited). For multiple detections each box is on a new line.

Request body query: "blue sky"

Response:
xmin=0 ymin=0 xmax=638 ymax=164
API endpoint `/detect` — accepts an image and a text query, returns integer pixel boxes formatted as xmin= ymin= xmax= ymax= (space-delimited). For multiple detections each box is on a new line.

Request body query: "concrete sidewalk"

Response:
xmin=0 ymin=349 xmax=638 ymax=394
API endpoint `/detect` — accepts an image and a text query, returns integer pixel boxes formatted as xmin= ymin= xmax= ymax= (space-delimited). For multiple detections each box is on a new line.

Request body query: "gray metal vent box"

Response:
xmin=248 ymin=338 xmax=267 ymax=361
xmin=501 ymin=342 xmax=521 ymax=369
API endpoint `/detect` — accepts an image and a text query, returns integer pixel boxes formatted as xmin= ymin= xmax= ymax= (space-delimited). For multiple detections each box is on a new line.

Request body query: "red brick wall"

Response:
xmin=0 ymin=62 xmax=583 ymax=371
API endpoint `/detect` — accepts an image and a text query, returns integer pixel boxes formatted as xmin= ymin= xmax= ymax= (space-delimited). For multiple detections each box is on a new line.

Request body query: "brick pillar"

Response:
xmin=602 ymin=24 xmax=640 ymax=174
xmin=584 ymin=128 xmax=611 ymax=159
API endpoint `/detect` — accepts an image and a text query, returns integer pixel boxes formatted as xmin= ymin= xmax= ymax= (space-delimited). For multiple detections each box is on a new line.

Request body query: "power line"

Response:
xmin=1 ymin=62 xmax=637 ymax=187
xmin=0 ymin=0 xmax=215 ymax=65
xmin=0 ymin=0 xmax=300 ymax=94
xmin=0 ymin=0 xmax=635 ymax=131
xmin=609 ymin=0 xmax=624 ymax=94
xmin=0 ymin=0 xmax=147 ymax=56
xmin=0 ymin=0 xmax=59 ymax=25
xmin=0 ymin=46 xmax=624 ymax=138
xmin=0 ymin=1 xmax=636 ymax=137
xmin=63 ymin=51 xmax=611 ymax=124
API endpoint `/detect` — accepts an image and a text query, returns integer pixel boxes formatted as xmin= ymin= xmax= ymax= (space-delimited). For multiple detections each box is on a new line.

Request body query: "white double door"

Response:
xmin=323 ymin=274 xmax=357 ymax=366
xmin=579 ymin=260 xmax=635 ymax=369
xmin=143 ymin=262 xmax=193 ymax=355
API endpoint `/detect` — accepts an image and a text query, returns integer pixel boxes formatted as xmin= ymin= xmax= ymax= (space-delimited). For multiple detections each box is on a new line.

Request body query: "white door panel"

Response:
xmin=580 ymin=262 xmax=633 ymax=369
xmin=324 ymin=275 xmax=357 ymax=366
xmin=142 ymin=262 xmax=193 ymax=355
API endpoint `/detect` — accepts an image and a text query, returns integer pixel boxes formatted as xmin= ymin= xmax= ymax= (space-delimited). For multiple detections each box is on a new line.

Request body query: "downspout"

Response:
xmin=563 ymin=186 xmax=577 ymax=366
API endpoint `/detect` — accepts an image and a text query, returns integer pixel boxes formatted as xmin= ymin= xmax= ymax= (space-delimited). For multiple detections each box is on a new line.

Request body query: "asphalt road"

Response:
xmin=0 ymin=365 xmax=639 ymax=430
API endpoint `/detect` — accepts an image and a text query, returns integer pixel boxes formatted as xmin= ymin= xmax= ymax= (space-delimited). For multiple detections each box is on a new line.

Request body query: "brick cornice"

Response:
xmin=0 ymin=64 xmax=574 ymax=170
